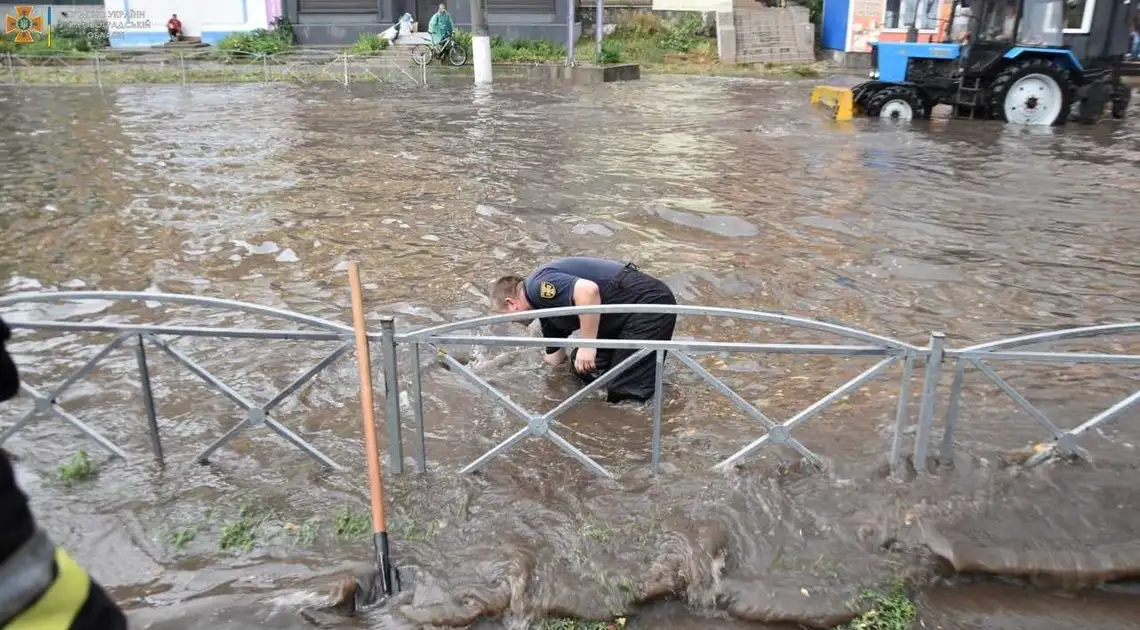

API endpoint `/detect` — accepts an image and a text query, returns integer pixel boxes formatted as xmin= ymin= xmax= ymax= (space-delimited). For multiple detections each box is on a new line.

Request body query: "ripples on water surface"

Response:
xmin=1 ymin=78 xmax=1139 ymax=629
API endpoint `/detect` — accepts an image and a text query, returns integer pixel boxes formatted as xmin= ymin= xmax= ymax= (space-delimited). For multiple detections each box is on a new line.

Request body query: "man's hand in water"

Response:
xmin=574 ymin=347 xmax=597 ymax=373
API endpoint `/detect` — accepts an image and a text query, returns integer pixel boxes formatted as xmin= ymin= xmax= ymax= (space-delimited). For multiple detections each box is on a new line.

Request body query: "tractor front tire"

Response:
xmin=1111 ymin=81 xmax=1132 ymax=119
xmin=865 ymin=85 xmax=929 ymax=121
xmin=989 ymin=58 xmax=1073 ymax=126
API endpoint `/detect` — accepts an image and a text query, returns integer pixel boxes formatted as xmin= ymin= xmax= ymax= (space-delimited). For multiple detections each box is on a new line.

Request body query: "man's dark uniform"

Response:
xmin=0 ymin=317 xmax=128 ymax=630
xmin=522 ymin=257 xmax=676 ymax=403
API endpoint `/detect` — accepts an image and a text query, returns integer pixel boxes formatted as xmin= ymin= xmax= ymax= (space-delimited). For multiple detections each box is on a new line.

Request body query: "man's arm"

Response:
xmin=571 ymin=279 xmax=602 ymax=342
xmin=539 ymin=318 xmax=568 ymax=365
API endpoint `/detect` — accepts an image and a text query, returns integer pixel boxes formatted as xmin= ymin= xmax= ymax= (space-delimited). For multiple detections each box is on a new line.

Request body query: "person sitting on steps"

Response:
xmin=167 ymin=14 xmax=183 ymax=42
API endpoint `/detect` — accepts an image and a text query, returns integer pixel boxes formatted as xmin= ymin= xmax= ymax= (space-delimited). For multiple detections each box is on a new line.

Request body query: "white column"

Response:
xmin=473 ymin=34 xmax=492 ymax=84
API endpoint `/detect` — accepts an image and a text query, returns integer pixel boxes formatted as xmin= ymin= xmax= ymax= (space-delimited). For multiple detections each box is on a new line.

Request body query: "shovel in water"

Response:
xmin=305 ymin=262 xmax=411 ymax=622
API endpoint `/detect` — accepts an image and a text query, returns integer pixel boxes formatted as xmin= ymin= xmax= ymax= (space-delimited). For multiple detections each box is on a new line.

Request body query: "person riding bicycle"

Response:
xmin=428 ymin=4 xmax=453 ymax=46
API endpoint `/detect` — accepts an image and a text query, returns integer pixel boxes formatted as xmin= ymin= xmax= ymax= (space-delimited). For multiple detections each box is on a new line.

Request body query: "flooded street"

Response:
xmin=1 ymin=75 xmax=1139 ymax=629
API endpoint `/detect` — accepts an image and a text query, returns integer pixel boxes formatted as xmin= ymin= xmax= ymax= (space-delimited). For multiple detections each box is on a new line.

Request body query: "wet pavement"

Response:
xmin=1 ymin=76 xmax=1139 ymax=628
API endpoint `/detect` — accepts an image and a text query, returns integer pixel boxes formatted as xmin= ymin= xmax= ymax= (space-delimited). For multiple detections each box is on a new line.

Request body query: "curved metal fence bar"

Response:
xmin=1 ymin=320 xmax=344 ymax=341
xmin=0 ymin=291 xmax=354 ymax=334
xmin=951 ymin=322 xmax=1140 ymax=353
xmin=402 ymin=309 xmax=926 ymax=476
xmin=398 ymin=304 xmax=923 ymax=352
xmin=936 ymin=323 xmax=1140 ymax=469
xmin=0 ymin=292 xmax=357 ymax=470
xmin=3 ymin=290 xmax=1138 ymax=479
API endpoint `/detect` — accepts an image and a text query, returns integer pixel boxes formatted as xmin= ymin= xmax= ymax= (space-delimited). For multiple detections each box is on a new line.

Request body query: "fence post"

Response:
xmin=133 ymin=335 xmax=163 ymax=464
xmin=651 ymin=349 xmax=665 ymax=473
xmin=888 ymin=351 xmax=916 ymax=474
xmin=179 ymin=54 xmax=187 ymax=87
xmin=379 ymin=317 xmax=404 ymax=474
xmin=409 ymin=342 xmax=427 ymax=473
xmin=938 ymin=358 xmax=966 ymax=465
xmin=912 ymin=332 xmax=945 ymax=471
xmin=6 ymin=52 xmax=14 ymax=84
xmin=94 ymin=54 xmax=103 ymax=92
xmin=342 ymin=54 xmax=349 ymax=86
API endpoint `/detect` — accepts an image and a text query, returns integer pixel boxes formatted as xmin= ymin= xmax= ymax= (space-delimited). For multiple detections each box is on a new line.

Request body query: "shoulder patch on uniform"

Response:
xmin=539 ymin=281 xmax=557 ymax=300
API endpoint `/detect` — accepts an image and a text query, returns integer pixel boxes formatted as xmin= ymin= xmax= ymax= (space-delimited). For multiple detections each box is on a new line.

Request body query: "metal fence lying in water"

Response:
xmin=0 ymin=49 xmax=429 ymax=88
xmin=1 ymin=291 xmax=1137 ymax=478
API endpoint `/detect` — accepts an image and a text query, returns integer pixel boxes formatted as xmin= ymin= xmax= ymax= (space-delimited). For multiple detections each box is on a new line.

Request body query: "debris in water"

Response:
xmin=276 ymin=249 xmax=299 ymax=263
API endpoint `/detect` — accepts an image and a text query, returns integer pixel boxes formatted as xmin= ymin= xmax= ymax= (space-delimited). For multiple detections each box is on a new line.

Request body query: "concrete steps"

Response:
xmin=153 ymin=36 xmax=209 ymax=50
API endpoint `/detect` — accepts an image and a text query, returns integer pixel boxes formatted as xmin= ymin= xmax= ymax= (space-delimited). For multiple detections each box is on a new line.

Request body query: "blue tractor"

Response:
xmin=839 ymin=0 xmax=1134 ymax=125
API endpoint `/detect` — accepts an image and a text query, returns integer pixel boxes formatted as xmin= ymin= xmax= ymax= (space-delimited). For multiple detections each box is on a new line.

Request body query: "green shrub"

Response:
xmin=218 ymin=29 xmax=292 ymax=55
xmin=490 ymin=37 xmax=565 ymax=62
xmin=658 ymin=14 xmax=707 ymax=53
xmin=597 ymin=39 xmax=622 ymax=64
xmin=452 ymin=29 xmax=473 ymax=53
xmin=612 ymin=11 xmax=665 ymax=37
xmin=347 ymin=33 xmax=388 ymax=54
xmin=271 ymin=15 xmax=296 ymax=44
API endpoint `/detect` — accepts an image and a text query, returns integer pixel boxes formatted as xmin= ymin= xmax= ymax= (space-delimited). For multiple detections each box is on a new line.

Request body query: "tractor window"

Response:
xmin=884 ymin=0 xmax=944 ymax=29
xmin=1018 ymin=0 xmax=1064 ymax=46
xmin=979 ymin=0 xmax=1019 ymax=42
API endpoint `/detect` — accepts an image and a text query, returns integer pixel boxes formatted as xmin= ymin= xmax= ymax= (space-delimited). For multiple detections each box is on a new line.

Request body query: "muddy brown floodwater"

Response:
xmin=1 ymin=76 xmax=1139 ymax=630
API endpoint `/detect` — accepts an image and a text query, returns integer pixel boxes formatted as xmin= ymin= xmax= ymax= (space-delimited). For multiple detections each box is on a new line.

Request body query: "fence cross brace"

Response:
xmin=714 ymin=355 xmax=899 ymax=472
xmin=0 ymin=334 xmax=131 ymax=459
xmin=672 ymin=350 xmax=822 ymax=467
xmin=144 ymin=334 xmax=350 ymax=470
xmin=433 ymin=344 xmax=653 ymax=479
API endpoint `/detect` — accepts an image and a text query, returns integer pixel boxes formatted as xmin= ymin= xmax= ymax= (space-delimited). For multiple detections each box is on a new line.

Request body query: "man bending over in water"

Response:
xmin=489 ymin=257 xmax=676 ymax=403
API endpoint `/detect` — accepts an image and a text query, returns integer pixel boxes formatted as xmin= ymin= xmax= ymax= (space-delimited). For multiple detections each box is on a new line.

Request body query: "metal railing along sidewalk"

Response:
xmin=1 ymin=291 xmax=1137 ymax=479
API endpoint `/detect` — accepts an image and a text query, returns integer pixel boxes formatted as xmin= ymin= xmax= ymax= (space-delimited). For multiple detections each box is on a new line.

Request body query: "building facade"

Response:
xmin=283 ymin=0 xmax=578 ymax=46
xmin=101 ymin=0 xmax=280 ymax=47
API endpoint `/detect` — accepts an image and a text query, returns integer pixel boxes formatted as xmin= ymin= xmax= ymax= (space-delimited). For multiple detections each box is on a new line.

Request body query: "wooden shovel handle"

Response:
xmin=347 ymin=262 xmax=387 ymax=534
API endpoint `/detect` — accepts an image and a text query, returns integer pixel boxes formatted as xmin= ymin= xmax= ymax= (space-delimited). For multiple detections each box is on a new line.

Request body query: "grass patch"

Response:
xmin=580 ymin=522 xmax=613 ymax=545
xmin=836 ymin=578 xmax=917 ymax=630
xmin=346 ymin=33 xmax=389 ymax=55
xmin=293 ymin=518 xmax=323 ymax=546
xmin=219 ymin=517 xmax=259 ymax=552
xmin=167 ymin=527 xmax=197 ymax=550
xmin=57 ymin=449 xmax=96 ymax=483
xmin=333 ymin=507 xmax=370 ymax=540
xmin=218 ymin=500 xmax=276 ymax=553
xmin=390 ymin=514 xmax=442 ymax=542
xmin=534 ymin=618 xmax=626 ymax=630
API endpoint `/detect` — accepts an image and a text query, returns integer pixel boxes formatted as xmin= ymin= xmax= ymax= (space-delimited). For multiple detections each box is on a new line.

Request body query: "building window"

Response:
xmin=883 ymin=0 xmax=942 ymax=30
xmin=1063 ymin=0 xmax=1093 ymax=32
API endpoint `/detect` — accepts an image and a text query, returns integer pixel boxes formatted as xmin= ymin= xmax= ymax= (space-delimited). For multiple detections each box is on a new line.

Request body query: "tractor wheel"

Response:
xmin=866 ymin=85 xmax=929 ymax=121
xmin=1111 ymin=81 xmax=1132 ymax=119
xmin=989 ymin=58 xmax=1073 ymax=126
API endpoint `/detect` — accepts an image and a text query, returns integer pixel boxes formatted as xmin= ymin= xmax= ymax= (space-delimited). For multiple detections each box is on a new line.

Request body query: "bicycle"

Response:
xmin=411 ymin=36 xmax=467 ymax=67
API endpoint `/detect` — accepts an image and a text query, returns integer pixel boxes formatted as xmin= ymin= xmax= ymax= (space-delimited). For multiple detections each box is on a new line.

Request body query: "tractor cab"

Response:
xmin=958 ymin=0 xmax=1067 ymax=76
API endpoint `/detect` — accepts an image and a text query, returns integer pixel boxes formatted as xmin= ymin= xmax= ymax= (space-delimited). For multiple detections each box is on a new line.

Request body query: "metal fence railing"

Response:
xmin=1 ymin=291 xmax=1137 ymax=479
xmin=0 ymin=48 xmax=429 ymax=88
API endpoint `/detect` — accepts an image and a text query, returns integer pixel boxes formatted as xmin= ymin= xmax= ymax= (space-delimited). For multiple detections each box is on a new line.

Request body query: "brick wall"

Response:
xmin=716 ymin=2 xmax=813 ymax=65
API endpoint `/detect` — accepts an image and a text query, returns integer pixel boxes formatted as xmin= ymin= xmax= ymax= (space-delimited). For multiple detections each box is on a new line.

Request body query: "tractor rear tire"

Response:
xmin=1111 ymin=81 xmax=1132 ymax=119
xmin=866 ymin=85 xmax=929 ymax=121
xmin=989 ymin=58 xmax=1073 ymax=126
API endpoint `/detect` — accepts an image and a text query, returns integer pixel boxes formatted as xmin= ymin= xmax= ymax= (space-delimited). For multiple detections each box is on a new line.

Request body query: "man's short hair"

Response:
xmin=489 ymin=275 xmax=524 ymax=309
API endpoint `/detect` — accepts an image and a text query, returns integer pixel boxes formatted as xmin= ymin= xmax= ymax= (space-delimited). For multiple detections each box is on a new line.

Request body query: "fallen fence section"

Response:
xmin=1 ymin=291 xmax=1137 ymax=478
xmin=0 ymin=49 xmax=429 ymax=89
